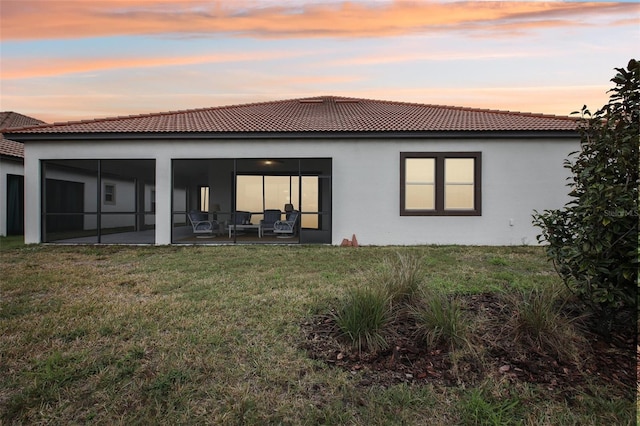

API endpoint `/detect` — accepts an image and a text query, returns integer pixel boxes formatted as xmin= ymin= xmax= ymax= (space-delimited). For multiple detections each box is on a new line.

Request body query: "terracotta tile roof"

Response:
xmin=0 ymin=138 xmax=25 ymax=158
xmin=0 ymin=112 xmax=46 ymax=158
xmin=6 ymin=96 xmax=578 ymax=137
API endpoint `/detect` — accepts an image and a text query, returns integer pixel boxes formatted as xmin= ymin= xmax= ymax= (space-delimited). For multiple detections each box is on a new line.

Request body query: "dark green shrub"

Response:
xmin=533 ymin=59 xmax=639 ymax=335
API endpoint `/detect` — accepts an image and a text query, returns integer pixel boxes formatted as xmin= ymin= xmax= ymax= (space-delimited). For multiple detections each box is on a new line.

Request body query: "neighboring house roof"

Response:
xmin=5 ymin=96 xmax=578 ymax=138
xmin=0 ymin=112 xmax=46 ymax=158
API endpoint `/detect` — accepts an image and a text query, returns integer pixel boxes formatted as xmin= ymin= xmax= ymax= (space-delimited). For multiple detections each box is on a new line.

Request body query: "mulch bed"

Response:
xmin=301 ymin=293 xmax=636 ymax=399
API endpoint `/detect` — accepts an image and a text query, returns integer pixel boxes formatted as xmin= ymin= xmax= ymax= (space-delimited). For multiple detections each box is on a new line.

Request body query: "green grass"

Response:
xmin=0 ymin=244 xmax=634 ymax=425
xmin=458 ymin=386 xmax=521 ymax=426
xmin=0 ymin=235 xmax=24 ymax=251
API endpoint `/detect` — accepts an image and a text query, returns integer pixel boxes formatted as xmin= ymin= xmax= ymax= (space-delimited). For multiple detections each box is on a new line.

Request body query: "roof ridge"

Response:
xmin=0 ymin=111 xmax=41 ymax=121
xmin=430 ymin=104 xmax=577 ymax=121
xmin=1 ymin=122 xmax=53 ymax=133
xmin=0 ymin=111 xmax=46 ymax=132
xmin=317 ymin=95 xmax=576 ymax=121
xmin=10 ymin=96 xmax=323 ymax=131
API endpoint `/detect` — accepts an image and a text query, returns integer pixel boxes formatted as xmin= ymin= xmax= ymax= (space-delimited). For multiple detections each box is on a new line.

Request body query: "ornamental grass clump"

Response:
xmin=380 ymin=252 xmax=424 ymax=306
xmin=334 ymin=286 xmax=391 ymax=353
xmin=507 ymin=286 xmax=588 ymax=366
xmin=410 ymin=290 xmax=470 ymax=350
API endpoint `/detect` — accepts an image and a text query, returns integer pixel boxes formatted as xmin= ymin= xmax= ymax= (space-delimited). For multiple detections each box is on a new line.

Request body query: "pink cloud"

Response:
xmin=1 ymin=1 xmax=637 ymax=41
xmin=330 ymin=48 xmax=543 ymax=67
xmin=1 ymin=50 xmax=311 ymax=80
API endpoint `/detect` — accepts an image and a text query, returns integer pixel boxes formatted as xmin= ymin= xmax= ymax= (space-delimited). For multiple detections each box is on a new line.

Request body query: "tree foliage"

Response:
xmin=533 ymin=59 xmax=639 ymax=333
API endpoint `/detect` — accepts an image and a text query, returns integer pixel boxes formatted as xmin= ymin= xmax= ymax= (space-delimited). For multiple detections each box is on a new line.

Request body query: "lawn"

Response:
xmin=0 ymin=242 xmax=635 ymax=425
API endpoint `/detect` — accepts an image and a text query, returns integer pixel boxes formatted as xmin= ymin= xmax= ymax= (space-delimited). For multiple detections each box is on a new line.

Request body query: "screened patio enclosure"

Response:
xmin=172 ymin=158 xmax=332 ymax=244
xmin=41 ymin=159 xmax=156 ymax=244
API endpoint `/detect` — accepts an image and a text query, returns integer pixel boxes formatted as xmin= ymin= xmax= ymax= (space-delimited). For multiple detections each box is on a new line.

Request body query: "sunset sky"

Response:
xmin=1 ymin=0 xmax=638 ymax=124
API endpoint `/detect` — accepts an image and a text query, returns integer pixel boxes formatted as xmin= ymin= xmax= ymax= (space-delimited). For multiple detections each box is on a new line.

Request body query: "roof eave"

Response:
xmin=5 ymin=129 xmax=579 ymax=142
xmin=0 ymin=153 xmax=24 ymax=161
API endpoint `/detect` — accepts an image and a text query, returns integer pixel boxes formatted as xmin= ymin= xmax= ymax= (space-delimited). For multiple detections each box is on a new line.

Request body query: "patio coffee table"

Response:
xmin=228 ymin=224 xmax=261 ymax=238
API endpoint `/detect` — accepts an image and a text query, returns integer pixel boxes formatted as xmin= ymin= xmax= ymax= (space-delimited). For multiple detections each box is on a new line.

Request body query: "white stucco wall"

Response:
xmin=0 ymin=158 xmax=24 ymax=236
xmin=23 ymin=137 xmax=578 ymax=245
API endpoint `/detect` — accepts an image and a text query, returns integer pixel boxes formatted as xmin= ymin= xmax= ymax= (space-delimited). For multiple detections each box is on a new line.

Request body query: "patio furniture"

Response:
xmin=228 ymin=223 xmax=261 ymax=238
xmin=232 ymin=211 xmax=252 ymax=225
xmin=259 ymin=209 xmax=282 ymax=237
xmin=188 ymin=210 xmax=219 ymax=237
xmin=228 ymin=211 xmax=256 ymax=237
xmin=273 ymin=210 xmax=299 ymax=237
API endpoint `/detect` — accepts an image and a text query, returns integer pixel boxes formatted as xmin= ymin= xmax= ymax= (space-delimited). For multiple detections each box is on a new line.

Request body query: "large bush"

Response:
xmin=533 ymin=59 xmax=639 ymax=334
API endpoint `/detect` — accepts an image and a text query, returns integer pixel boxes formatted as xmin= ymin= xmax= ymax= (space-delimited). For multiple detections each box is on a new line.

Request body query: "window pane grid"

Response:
xmin=401 ymin=152 xmax=480 ymax=216
xmin=444 ymin=158 xmax=474 ymax=210
xmin=405 ymin=158 xmax=435 ymax=210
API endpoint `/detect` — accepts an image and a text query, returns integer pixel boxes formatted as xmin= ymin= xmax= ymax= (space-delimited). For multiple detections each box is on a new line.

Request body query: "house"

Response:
xmin=0 ymin=112 xmax=46 ymax=236
xmin=5 ymin=96 xmax=579 ymax=246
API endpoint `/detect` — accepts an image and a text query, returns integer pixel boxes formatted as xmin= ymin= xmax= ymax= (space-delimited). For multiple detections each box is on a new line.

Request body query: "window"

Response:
xmin=199 ymin=186 xmax=210 ymax=212
xmin=236 ymin=174 xmax=320 ymax=229
xmin=104 ymin=183 xmax=116 ymax=205
xmin=400 ymin=152 xmax=481 ymax=216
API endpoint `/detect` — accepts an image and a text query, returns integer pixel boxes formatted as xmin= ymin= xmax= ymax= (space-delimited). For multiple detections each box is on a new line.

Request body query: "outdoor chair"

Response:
xmin=188 ymin=210 xmax=219 ymax=237
xmin=259 ymin=209 xmax=282 ymax=237
xmin=273 ymin=210 xmax=299 ymax=238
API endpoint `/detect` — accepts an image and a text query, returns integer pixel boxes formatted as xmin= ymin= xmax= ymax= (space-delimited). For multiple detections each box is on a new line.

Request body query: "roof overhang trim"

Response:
xmin=0 ymin=153 xmax=24 ymax=161
xmin=6 ymin=130 xmax=579 ymax=142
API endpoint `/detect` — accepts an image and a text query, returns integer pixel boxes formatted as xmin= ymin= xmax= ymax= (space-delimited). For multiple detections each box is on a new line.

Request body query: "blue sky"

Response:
xmin=1 ymin=0 xmax=638 ymax=123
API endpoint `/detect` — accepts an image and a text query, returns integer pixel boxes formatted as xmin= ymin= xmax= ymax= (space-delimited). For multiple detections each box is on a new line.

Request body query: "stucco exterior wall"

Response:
xmin=23 ymin=137 xmax=578 ymax=245
xmin=0 ymin=158 xmax=24 ymax=236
